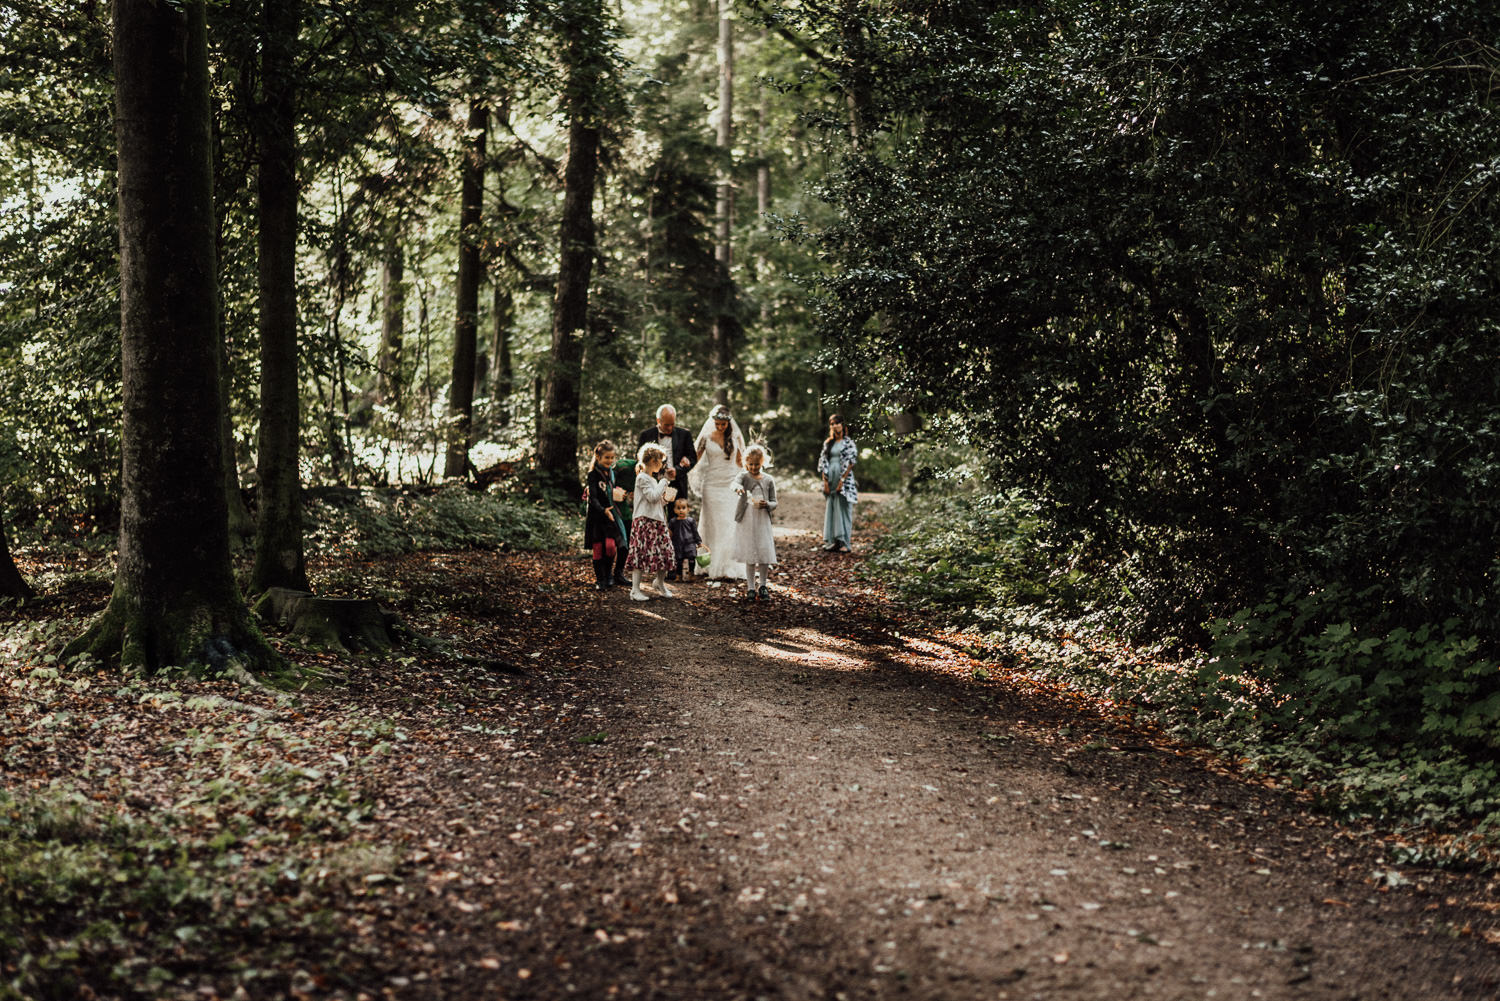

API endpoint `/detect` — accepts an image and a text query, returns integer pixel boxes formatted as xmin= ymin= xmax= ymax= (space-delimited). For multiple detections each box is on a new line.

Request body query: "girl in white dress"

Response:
xmin=732 ymin=444 xmax=778 ymax=601
xmin=689 ymin=404 xmax=746 ymax=581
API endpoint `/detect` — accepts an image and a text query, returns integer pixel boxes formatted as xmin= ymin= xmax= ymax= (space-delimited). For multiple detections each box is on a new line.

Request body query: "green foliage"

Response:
xmin=811 ymin=0 xmax=1500 ymax=641
xmin=870 ymin=487 xmax=1500 ymax=836
xmin=304 ymin=484 xmax=572 ymax=558
xmin=1198 ymin=592 xmax=1500 ymax=823
xmin=865 ymin=487 xmax=1084 ymax=626
xmin=806 ymin=0 xmax=1500 ymax=836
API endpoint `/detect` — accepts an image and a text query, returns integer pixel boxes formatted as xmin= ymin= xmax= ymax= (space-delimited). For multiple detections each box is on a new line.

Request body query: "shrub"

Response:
xmin=303 ymin=485 xmax=573 ymax=559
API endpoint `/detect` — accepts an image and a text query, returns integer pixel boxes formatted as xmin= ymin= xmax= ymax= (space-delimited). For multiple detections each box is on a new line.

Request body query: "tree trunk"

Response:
xmin=377 ymin=238 xmax=404 ymax=406
xmin=535 ymin=2 xmax=605 ymax=496
xmin=841 ymin=2 xmax=868 ymax=144
xmin=491 ymin=283 xmax=514 ymax=428
xmin=218 ymin=300 xmax=255 ymax=547
xmin=444 ymin=96 xmax=487 ymax=479
xmin=475 ymin=343 xmax=490 ymax=400
xmin=249 ymin=0 xmax=310 ymax=595
xmin=0 ymin=506 xmax=32 ymax=601
xmin=756 ymin=56 xmax=776 ymax=407
xmin=66 ymin=0 xmax=278 ymax=675
xmin=710 ymin=0 xmax=736 ymax=406
xmin=253 ymin=587 xmax=399 ymax=655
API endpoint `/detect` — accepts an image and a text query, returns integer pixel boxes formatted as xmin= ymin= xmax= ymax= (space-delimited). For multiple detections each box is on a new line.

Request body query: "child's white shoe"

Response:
xmin=630 ymin=589 xmax=649 ymax=601
xmin=654 ymin=573 xmax=674 ymax=598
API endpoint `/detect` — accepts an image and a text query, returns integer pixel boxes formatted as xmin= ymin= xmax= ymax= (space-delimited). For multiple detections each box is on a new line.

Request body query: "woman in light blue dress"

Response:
xmin=817 ymin=414 xmax=858 ymax=552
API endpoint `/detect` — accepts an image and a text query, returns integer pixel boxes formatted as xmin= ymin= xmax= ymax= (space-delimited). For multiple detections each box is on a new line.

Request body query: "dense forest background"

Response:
xmin=4 ymin=1 xmax=1500 ymax=832
xmin=0 ymin=0 xmax=861 ymax=525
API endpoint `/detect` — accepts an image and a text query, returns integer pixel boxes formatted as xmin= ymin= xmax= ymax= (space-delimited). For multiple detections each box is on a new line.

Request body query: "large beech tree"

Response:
xmin=249 ymin=0 xmax=310 ymax=594
xmin=66 ymin=0 xmax=278 ymax=674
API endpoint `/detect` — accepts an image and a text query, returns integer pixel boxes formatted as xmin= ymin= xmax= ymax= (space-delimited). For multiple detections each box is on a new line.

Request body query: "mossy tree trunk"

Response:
xmin=249 ymin=0 xmax=310 ymax=595
xmin=66 ymin=0 xmax=280 ymax=676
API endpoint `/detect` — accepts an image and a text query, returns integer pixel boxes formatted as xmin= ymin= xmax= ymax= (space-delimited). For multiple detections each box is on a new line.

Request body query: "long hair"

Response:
xmin=822 ymin=414 xmax=848 ymax=461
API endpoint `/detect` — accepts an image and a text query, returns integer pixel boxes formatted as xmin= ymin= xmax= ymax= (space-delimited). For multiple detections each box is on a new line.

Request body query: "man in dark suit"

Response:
xmin=637 ymin=404 xmax=698 ymax=578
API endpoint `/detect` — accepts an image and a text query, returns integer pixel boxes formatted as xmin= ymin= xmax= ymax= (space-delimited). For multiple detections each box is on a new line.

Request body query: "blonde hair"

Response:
xmin=637 ymin=442 xmax=667 ymax=469
xmin=744 ymin=443 xmax=770 ymax=467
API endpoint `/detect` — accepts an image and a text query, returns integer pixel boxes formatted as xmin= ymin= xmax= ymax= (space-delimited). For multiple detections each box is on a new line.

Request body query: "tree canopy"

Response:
xmin=812 ymin=1 xmax=1500 ymax=642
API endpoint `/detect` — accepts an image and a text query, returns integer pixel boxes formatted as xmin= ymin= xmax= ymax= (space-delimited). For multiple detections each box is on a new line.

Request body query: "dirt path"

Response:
xmin=317 ymin=492 xmax=1498 ymax=1000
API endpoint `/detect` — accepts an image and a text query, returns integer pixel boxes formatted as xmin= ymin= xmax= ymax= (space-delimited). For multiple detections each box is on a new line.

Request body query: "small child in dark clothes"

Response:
xmin=669 ymin=497 xmax=703 ymax=580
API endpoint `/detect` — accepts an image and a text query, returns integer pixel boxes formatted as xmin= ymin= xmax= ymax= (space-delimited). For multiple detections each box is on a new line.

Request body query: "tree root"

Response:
xmin=252 ymin=588 xmax=400 ymax=654
xmin=252 ymin=587 xmax=526 ymax=675
xmin=63 ymin=593 xmax=286 ymax=679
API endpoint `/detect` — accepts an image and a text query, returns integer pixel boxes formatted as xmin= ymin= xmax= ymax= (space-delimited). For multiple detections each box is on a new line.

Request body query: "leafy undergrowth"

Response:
xmin=0 ymin=540 xmax=615 ymax=1001
xmin=304 ymin=486 xmax=574 ymax=559
xmin=0 ymin=489 xmax=581 ymax=1001
xmin=0 ymin=614 xmax=408 ymax=999
xmin=864 ymin=489 xmax=1500 ymax=867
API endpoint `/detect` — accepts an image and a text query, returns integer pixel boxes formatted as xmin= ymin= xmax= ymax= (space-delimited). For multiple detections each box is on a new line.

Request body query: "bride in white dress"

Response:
xmin=689 ymin=404 xmax=746 ymax=581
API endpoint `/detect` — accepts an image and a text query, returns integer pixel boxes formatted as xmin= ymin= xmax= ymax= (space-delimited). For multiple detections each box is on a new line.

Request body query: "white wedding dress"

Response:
xmin=691 ymin=419 xmax=747 ymax=581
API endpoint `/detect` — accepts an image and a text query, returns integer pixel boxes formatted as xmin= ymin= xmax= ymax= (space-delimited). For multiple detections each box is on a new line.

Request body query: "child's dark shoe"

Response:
xmin=758 ymin=585 xmax=769 ymax=601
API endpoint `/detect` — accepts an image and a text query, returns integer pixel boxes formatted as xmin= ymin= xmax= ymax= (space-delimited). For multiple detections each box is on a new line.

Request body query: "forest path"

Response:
xmin=344 ymin=492 xmax=1498 ymax=1000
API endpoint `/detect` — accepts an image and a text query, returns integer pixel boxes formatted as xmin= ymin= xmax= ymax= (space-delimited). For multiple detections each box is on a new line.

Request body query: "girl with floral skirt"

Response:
xmin=624 ymin=443 xmax=677 ymax=600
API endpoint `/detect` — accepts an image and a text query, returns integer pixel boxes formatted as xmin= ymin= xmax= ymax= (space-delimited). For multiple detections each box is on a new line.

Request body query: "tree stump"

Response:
xmin=253 ymin=588 xmax=400 ymax=654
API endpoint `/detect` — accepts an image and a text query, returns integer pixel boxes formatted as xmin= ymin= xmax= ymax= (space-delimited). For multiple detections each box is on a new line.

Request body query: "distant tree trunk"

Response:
xmin=67 ymin=0 xmax=278 ymax=674
xmin=444 ymin=96 xmax=487 ymax=479
xmin=841 ymin=2 xmax=868 ymax=144
xmin=213 ymin=51 xmax=255 ymax=549
xmin=218 ymin=312 xmax=254 ymax=548
xmin=0 ymin=507 xmax=32 ymax=601
xmin=250 ymin=0 xmax=309 ymax=595
xmin=710 ymin=0 xmax=736 ymax=406
xmin=475 ymin=350 xmax=490 ymax=401
xmin=491 ymin=283 xmax=514 ymax=428
xmin=756 ymin=58 xmax=776 ymax=407
xmin=377 ymin=238 xmax=404 ymax=406
xmin=535 ymin=0 xmax=605 ymax=495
